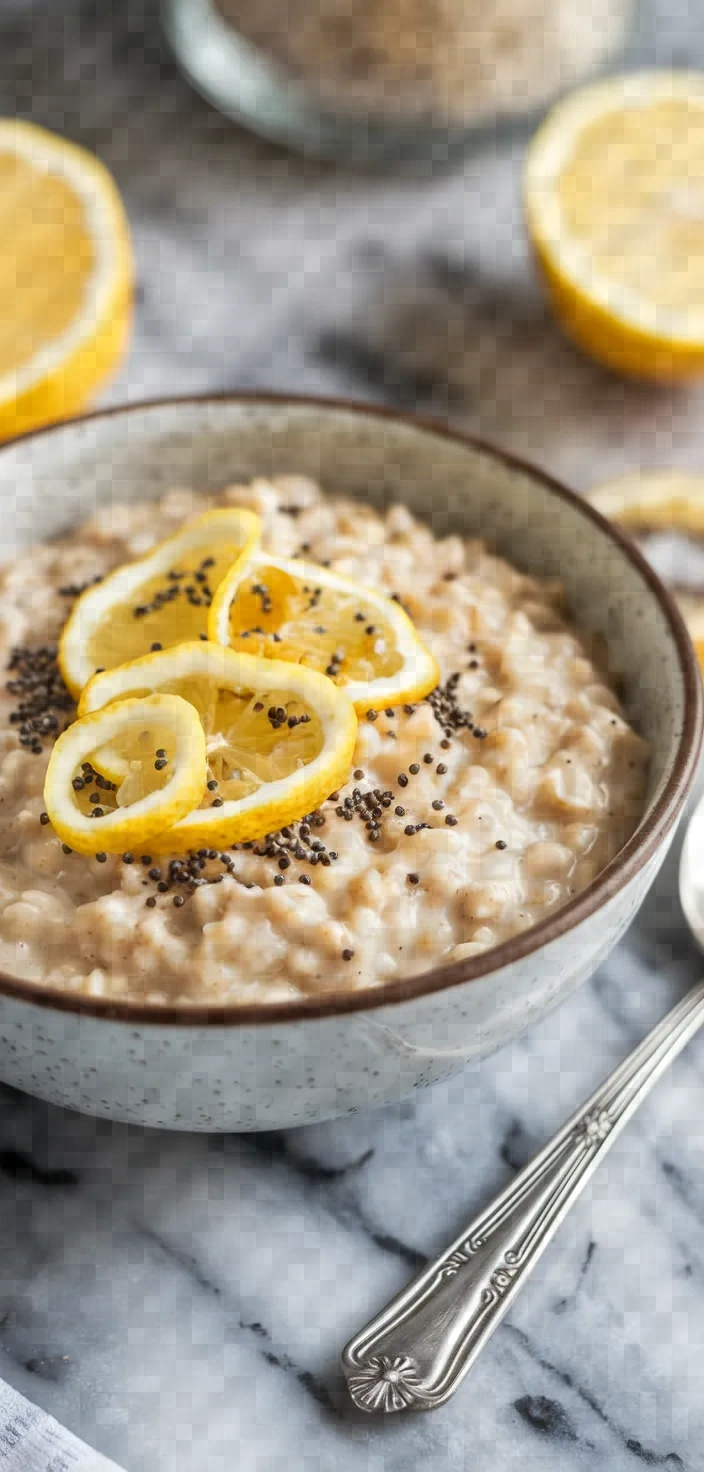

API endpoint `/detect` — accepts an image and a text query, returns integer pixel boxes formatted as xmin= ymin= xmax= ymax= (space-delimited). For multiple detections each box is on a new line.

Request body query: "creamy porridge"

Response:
xmin=0 ymin=477 xmax=648 ymax=1004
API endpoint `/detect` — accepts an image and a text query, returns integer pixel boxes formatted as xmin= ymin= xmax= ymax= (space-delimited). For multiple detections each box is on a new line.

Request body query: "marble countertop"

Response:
xmin=2 ymin=1 xmax=704 ymax=1467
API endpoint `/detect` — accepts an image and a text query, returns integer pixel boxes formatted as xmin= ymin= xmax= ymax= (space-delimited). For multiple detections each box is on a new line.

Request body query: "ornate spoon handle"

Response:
xmin=342 ymin=981 xmax=704 ymax=1413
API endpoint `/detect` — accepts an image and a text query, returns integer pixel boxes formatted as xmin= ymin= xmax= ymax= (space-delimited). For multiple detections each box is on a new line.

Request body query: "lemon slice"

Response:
xmin=43 ymin=693 xmax=207 ymax=855
xmin=588 ymin=469 xmax=704 ymax=666
xmin=0 ymin=120 xmax=132 ymax=439
xmin=208 ymin=551 xmax=440 ymax=713
xmin=58 ymin=507 xmax=260 ymax=697
xmin=78 ymin=641 xmax=358 ymax=849
xmin=588 ymin=470 xmax=704 ymax=532
xmin=525 ymin=73 xmax=704 ymax=379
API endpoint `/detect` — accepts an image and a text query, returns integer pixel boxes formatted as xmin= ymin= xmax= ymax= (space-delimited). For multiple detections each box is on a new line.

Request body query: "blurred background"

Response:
xmin=3 ymin=0 xmax=704 ymax=492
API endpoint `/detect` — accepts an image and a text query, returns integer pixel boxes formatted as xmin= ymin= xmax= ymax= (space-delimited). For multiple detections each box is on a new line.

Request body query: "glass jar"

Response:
xmin=163 ymin=0 xmax=636 ymax=168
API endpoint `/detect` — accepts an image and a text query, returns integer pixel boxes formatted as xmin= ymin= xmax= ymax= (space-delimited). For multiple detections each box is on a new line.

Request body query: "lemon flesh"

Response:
xmin=210 ymin=553 xmax=439 ymax=713
xmin=0 ymin=120 xmax=132 ymax=437
xmin=525 ymin=73 xmax=704 ymax=379
xmin=44 ymin=694 xmax=207 ymax=855
xmin=79 ymin=642 xmax=358 ymax=849
xmin=59 ymin=508 xmax=260 ymax=696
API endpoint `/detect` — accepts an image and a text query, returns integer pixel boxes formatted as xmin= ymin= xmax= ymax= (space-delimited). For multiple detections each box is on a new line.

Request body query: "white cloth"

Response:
xmin=0 ymin=1380 xmax=123 ymax=1472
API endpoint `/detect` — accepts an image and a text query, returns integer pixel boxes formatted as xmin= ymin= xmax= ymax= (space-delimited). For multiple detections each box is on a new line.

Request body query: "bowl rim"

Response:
xmin=0 ymin=390 xmax=701 ymax=1027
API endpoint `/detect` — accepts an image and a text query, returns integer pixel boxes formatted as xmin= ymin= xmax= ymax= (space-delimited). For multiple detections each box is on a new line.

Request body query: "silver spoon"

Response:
xmin=341 ymin=796 xmax=704 ymax=1414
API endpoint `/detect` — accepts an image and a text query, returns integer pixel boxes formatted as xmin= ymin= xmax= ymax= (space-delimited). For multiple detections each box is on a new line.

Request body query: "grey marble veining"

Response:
xmin=1 ymin=1 xmax=704 ymax=1467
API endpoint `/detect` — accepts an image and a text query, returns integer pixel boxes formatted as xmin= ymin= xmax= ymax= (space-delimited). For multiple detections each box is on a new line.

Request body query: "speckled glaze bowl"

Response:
xmin=0 ymin=396 xmax=699 ymax=1131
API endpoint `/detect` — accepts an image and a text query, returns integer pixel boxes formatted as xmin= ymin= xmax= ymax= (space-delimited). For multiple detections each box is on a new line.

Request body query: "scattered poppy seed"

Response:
xmin=409 ymin=763 xmax=420 ymax=775
xmin=151 ymin=643 xmax=163 ymax=652
xmin=61 ymin=844 xmax=72 ymax=855
xmin=173 ymin=895 xmax=185 ymax=907
xmin=39 ymin=812 xmax=49 ymax=825
xmin=432 ymin=799 xmax=444 ymax=811
xmin=354 ymin=769 xmax=364 ymax=780
xmin=342 ymin=948 xmax=354 ymax=961
xmin=496 ymin=840 xmax=508 ymax=850
xmin=398 ymin=773 xmax=408 ymax=788
xmin=154 ymin=759 xmax=167 ymax=771
xmin=395 ymin=806 xmax=405 ymax=817
xmin=366 ymin=709 xmax=378 ymax=722
xmin=95 ymin=852 xmax=107 ymax=863
xmin=207 ymin=779 xmax=218 ymax=791
xmin=437 ymin=763 xmax=447 ymax=775
xmin=122 ymin=853 xmax=134 ymax=864
xmin=299 ymin=874 xmax=311 ymax=885
xmin=445 ymin=814 xmax=458 ymax=826
xmin=407 ymin=873 xmax=419 ymax=885
xmin=145 ymin=896 xmax=157 ymax=908
xmin=274 ymin=874 xmax=284 ymax=886
xmin=156 ymin=748 xmax=167 ymax=759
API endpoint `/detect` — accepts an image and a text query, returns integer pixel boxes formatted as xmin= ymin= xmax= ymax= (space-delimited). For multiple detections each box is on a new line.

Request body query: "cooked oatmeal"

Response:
xmin=0 ymin=477 xmax=648 ymax=1004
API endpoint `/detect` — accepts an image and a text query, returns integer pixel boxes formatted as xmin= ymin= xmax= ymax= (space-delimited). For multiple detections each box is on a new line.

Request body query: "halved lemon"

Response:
xmin=78 ymin=641 xmax=357 ymax=849
xmin=208 ymin=551 xmax=440 ymax=713
xmin=43 ymin=693 xmax=207 ymax=856
xmin=525 ymin=73 xmax=704 ymax=379
xmin=58 ymin=507 xmax=260 ymax=697
xmin=0 ymin=120 xmax=133 ymax=439
xmin=588 ymin=469 xmax=704 ymax=664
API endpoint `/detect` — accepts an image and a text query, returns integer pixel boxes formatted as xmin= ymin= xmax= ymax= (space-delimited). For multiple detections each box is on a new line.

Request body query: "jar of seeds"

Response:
xmin=164 ymin=0 xmax=635 ymax=167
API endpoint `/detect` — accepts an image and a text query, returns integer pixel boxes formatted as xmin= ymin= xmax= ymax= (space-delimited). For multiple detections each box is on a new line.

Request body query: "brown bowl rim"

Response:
xmin=0 ymin=391 xmax=701 ymax=1026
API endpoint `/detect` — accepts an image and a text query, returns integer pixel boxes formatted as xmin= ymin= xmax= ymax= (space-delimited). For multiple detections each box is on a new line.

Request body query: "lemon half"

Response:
xmin=525 ymin=72 xmax=704 ymax=379
xmin=0 ymin=120 xmax=132 ymax=438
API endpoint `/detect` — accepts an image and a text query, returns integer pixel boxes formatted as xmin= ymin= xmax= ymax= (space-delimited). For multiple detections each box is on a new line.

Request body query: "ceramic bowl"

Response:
xmin=0 ymin=396 xmax=699 ymax=1131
